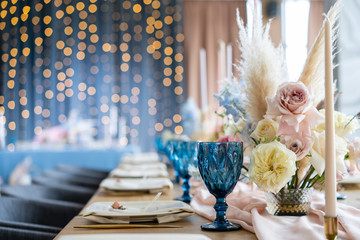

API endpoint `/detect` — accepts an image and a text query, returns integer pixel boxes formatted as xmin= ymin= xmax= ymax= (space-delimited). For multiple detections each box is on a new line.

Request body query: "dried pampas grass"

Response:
xmin=236 ymin=7 xmax=285 ymax=123
xmin=298 ymin=0 xmax=342 ymax=107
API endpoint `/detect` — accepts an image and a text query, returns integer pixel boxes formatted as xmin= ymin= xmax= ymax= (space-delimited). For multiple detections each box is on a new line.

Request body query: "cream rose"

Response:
xmin=309 ymin=130 xmax=348 ymax=176
xmin=317 ymin=110 xmax=360 ymax=137
xmin=249 ymin=141 xmax=297 ymax=193
xmin=250 ymin=119 xmax=278 ymax=143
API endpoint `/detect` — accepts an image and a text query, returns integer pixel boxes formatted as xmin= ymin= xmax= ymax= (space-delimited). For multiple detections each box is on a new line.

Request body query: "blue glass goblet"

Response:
xmin=155 ymin=136 xmax=167 ymax=161
xmin=165 ymin=139 xmax=180 ymax=183
xmin=155 ymin=137 xmax=166 ymax=154
xmin=173 ymin=141 xmax=198 ymax=203
xmin=198 ymin=141 xmax=243 ymax=231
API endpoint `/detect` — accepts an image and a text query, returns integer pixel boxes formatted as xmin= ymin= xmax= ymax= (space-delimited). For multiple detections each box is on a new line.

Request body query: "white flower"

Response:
xmin=225 ymin=116 xmax=246 ymax=137
xmin=309 ymin=130 xmax=348 ymax=176
xmin=250 ymin=118 xmax=278 ymax=143
xmin=317 ymin=110 xmax=360 ymax=137
xmin=249 ymin=141 xmax=297 ymax=193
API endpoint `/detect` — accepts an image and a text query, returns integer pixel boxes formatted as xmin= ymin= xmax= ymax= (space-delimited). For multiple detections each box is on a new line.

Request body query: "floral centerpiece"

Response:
xmin=215 ymin=1 xmax=360 ymax=215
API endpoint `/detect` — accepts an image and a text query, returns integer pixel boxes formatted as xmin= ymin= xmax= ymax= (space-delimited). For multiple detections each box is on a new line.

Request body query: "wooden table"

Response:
xmin=54 ymin=184 xmax=257 ymax=240
xmin=54 ymin=181 xmax=360 ymax=240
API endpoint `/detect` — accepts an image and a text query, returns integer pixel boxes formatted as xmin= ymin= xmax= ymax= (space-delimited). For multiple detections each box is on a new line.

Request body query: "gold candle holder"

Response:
xmin=324 ymin=216 xmax=338 ymax=240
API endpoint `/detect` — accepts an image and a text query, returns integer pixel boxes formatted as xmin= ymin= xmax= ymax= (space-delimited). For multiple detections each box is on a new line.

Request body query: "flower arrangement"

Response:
xmin=216 ymin=0 xmax=360 ymax=194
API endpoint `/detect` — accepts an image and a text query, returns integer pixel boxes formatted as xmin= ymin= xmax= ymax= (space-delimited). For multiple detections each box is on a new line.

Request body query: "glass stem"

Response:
xmin=214 ymin=197 xmax=228 ymax=223
xmin=175 ymin=169 xmax=180 ymax=183
xmin=182 ymin=176 xmax=190 ymax=198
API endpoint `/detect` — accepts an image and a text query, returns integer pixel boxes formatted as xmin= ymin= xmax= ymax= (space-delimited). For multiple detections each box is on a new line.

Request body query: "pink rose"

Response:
xmin=266 ymin=82 xmax=323 ymax=136
xmin=217 ymin=133 xmax=244 ymax=143
xmin=280 ymin=134 xmax=314 ymax=160
xmin=266 ymin=82 xmax=312 ymax=116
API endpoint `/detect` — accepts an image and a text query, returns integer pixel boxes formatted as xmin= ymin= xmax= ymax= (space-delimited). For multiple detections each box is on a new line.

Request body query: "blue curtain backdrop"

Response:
xmin=0 ymin=0 xmax=185 ymax=151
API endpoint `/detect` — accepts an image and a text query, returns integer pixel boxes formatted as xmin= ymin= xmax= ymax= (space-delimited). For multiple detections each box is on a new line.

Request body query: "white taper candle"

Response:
xmin=324 ymin=17 xmax=337 ymax=218
xmin=200 ymin=48 xmax=208 ymax=112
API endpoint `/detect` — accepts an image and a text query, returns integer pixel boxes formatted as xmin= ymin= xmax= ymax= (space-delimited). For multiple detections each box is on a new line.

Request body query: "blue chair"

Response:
xmin=55 ymin=164 xmax=109 ymax=179
xmin=32 ymin=175 xmax=96 ymax=193
xmin=0 ymin=226 xmax=56 ymax=240
xmin=0 ymin=197 xmax=80 ymax=234
xmin=1 ymin=185 xmax=90 ymax=208
xmin=42 ymin=170 xmax=100 ymax=189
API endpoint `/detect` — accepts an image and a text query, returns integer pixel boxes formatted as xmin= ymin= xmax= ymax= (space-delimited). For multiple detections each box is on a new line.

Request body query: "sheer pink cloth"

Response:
xmin=190 ymin=182 xmax=360 ymax=240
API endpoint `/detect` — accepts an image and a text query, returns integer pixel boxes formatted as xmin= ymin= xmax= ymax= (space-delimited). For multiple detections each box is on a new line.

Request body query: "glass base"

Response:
xmin=172 ymin=175 xmax=180 ymax=184
xmin=265 ymin=188 xmax=313 ymax=216
xmin=176 ymin=195 xmax=191 ymax=203
xmin=201 ymin=221 xmax=241 ymax=232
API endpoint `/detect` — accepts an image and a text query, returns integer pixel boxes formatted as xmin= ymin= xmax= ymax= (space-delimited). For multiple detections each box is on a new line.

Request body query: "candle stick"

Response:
xmin=324 ymin=16 xmax=338 ymax=240
xmin=226 ymin=44 xmax=232 ymax=80
xmin=220 ymin=41 xmax=226 ymax=81
xmin=200 ymin=48 xmax=208 ymax=113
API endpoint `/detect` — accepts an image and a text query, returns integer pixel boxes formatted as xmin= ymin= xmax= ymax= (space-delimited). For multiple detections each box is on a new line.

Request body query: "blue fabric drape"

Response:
xmin=0 ymin=0 xmax=185 ymax=151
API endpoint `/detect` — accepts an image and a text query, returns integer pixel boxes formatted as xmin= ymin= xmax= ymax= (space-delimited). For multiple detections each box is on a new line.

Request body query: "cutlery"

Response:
xmin=142 ymin=191 xmax=162 ymax=213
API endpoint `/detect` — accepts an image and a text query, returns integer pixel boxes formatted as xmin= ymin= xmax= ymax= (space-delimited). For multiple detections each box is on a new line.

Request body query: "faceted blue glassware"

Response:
xmin=173 ymin=140 xmax=198 ymax=203
xmin=155 ymin=137 xmax=166 ymax=155
xmin=155 ymin=137 xmax=167 ymax=162
xmin=165 ymin=139 xmax=180 ymax=183
xmin=197 ymin=141 xmax=243 ymax=231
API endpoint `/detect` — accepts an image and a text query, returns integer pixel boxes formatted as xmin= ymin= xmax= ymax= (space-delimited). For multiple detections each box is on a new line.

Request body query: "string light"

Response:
xmin=0 ymin=0 xmax=184 ymax=148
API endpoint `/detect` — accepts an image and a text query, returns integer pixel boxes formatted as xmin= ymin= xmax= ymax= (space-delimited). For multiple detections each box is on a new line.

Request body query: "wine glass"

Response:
xmin=197 ymin=141 xmax=243 ymax=231
xmin=173 ymin=140 xmax=198 ymax=203
xmin=155 ymin=136 xmax=167 ymax=161
xmin=165 ymin=139 xmax=180 ymax=183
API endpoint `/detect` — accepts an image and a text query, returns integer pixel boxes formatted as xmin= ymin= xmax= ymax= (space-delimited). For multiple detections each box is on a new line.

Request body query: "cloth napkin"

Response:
xmin=82 ymin=201 xmax=194 ymax=224
xmin=117 ymin=162 xmax=167 ymax=171
xmin=121 ymin=152 xmax=160 ymax=164
xmin=190 ymin=182 xmax=360 ymax=240
xmin=100 ymin=178 xmax=173 ymax=191
xmin=109 ymin=168 xmax=169 ymax=178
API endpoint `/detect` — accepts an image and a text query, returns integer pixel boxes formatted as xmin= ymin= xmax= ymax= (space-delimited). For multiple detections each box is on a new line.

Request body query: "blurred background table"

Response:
xmin=0 ymin=145 xmax=139 ymax=184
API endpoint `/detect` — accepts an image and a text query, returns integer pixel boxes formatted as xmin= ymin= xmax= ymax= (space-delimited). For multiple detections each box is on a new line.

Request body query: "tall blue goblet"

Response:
xmin=197 ymin=141 xmax=243 ymax=231
xmin=165 ymin=139 xmax=180 ymax=183
xmin=155 ymin=136 xmax=167 ymax=162
xmin=155 ymin=137 xmax=166 ymax=154
xmin=173 ymin=140 xmax=198 ymax=203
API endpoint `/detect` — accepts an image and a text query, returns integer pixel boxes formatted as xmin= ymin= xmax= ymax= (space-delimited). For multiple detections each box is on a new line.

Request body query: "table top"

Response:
xmin=55 ymin=178 xmax=360 ymax=240
xmin=54 ymin=185 xmax=257 ymax=240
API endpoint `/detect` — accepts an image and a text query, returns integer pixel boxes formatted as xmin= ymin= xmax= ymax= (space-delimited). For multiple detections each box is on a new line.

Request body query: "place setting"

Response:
xmin=80 ymin=194 xmax=195 ymax=225
xmin=99 ymin=177 xmax=173 ymax=194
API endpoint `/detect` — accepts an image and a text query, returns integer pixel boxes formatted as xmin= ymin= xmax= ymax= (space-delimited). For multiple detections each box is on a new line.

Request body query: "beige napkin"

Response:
xmin=100 ymin=178 xmax=173 ymax=192
xmin=109 ymin=168 xmax=169 ymax=178
xmin=117 ymin=162 xmax=167 ymax=171
xmin=82 ymin=200 xmax=194 ymax=224
xmin=121 ymin=152 xmax=160 ymax=164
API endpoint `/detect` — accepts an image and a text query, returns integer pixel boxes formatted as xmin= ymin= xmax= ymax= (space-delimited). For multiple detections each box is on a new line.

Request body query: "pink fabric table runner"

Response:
xmin=190 ymin=182 xmax=360 ymax=240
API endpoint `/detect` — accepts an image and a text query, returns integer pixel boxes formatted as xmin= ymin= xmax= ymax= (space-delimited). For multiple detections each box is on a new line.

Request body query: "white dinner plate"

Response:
xmin=82 ymin=200 xmax=194 ymax=223
xmin=339 ymin=175 xmax=360 ymax=184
